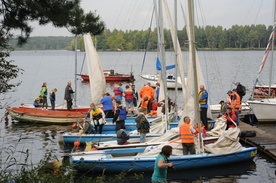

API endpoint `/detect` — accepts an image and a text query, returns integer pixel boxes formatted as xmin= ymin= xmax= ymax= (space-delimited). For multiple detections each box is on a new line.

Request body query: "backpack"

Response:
xmin=241 ymin=85 xmax=246 ymax=96
xmin=135 ymin=115 xmax=143 ymax=129
xmin=135 ymin=114 xmax=150 ymax=130
xmin=237 ymin=84 xmax=246 ymax=97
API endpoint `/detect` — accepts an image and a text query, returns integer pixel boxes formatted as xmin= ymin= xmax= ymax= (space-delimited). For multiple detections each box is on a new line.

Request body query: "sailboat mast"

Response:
xmin=188 ymin=0 xmax=203 ymax=149
xmin=174 ymin=0 xmax=179 ymax=91
xmin=74 ymin=35 xmax=78 ymax=107
xmin=158 ymin=0 xmax=169 ymax=131
xmin=268 ymin=0 xmax=276 ymax=96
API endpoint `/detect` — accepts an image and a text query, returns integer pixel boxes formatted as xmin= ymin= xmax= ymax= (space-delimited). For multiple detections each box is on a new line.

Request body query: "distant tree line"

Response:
xmin=10 ymin=24 xmax=273 ymax=51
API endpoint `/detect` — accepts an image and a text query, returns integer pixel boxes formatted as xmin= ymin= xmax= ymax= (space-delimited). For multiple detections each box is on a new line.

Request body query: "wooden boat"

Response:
xmin=5 ymin=106 xmax=88 ymax=124
xmin=80 ymin=69 xmax=135 ymax=82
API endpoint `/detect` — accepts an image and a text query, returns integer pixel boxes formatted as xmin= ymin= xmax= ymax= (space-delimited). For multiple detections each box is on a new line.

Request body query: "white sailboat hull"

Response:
xmin=140 ymin=74 xmax=183 ymax=89
xmin=247 ymin=98 xmax=276 ymax=122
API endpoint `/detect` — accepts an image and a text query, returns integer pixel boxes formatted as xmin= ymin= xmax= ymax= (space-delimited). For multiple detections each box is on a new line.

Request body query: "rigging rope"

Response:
xmin=140 ymin=5 xmax=155 ymax=74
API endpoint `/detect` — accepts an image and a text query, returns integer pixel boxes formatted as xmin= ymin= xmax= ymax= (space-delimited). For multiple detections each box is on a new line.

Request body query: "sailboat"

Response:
xmin=5 ymin=34 xmax=106 ymax=124
xmin=247 ymin=3 xmax=276 ymax=122
xmin=70 ymin=0 xmax=256 ymax=173
xmin=80 ymin=69 xmax=135 ymax=82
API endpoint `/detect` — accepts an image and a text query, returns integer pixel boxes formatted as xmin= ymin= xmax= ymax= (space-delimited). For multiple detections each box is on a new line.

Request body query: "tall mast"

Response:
xmin=158 ymin=0 xmax=169 ymax=132
xmin=268 ymin=0 xmax=276 ymax=96
xmin=74 ymin=35 xmax=77 ymax=107
xmin=188 ymin=0 xmax=203 ymax=150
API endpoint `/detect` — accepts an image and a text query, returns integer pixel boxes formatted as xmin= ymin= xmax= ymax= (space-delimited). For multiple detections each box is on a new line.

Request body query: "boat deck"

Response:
xmin=239 ymin=122 xmax=276 ymax=161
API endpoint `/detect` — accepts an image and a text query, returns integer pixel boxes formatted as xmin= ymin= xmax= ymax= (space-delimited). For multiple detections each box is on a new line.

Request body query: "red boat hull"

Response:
xmin=80 ymin=69 xmax=135 ymax=82
xmin=6 ymin=106 xmax=89 ymax=124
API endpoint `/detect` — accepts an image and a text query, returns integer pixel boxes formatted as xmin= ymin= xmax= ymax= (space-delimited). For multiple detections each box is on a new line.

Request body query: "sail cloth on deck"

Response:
xmin=83 ymin=34 xmax=106 ymax=104
xmin=205 ymin=126 xmax=243 ymax=154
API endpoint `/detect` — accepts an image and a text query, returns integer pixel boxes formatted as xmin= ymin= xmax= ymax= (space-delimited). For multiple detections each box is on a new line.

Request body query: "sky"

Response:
xmin=30 ymin=0 xmax=274 ymax=37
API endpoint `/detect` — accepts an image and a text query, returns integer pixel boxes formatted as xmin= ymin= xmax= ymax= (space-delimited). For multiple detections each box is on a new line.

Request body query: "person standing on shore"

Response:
xmin=40 ymin=82 xmax=48 ymax=110
xmin=64 ymin=81 xmax=74 ymax=110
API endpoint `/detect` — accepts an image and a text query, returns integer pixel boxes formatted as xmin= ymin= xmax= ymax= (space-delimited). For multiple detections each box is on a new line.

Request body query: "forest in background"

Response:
xmin=9 ymin=24 xmax=273 ymax=51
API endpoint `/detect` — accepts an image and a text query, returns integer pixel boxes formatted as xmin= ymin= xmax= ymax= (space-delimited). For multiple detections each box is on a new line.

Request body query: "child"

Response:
xmin=49 ymin=88 xmax=57 ymax=110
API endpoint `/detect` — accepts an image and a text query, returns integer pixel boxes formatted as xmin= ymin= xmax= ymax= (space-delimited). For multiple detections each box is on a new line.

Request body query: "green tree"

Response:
xmin=0 ymin=0 xmax=80 ymax=94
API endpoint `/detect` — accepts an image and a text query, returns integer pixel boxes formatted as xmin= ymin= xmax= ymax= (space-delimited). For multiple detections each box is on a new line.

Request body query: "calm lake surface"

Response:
xmin=1 ymin=50 xmax=276 ymax=182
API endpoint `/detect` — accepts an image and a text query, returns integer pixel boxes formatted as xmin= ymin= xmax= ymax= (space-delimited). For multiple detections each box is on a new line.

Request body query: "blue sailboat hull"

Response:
xmin=71 ymin=147 xmax=257 ymax=172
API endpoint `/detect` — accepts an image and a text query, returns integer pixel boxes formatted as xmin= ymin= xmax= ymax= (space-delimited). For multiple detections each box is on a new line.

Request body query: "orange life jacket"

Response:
xmin=141 ymin=98 xmax=148 ymax=110
xmin=179 ymin=123 xmax=194 ymax=143
xmin=229 ymin=92 xmax=241 ymax=109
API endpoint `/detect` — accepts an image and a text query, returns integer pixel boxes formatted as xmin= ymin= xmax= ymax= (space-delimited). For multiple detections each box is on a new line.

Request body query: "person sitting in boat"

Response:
xmin=116 ymin=127 xmax=130 ymax=145
xmin=100 ymin=92 xmax=114 ymax=118
xmin=113 ymin=100 xmax=127 ymax=132
xmin=87 ymin=103 xmax=106 ymax=134
xmin=179 ymin=116 xmax=196 ymax=155
xmin=71 ymin=119 xmax=95 ymax=134
xmin=223 ymin=107 xmax=237 ymax=130
xmin=33 ymin=95 xmax=43 ymax=107
xmin=113 ymin=82 xmax=124 ymax=102
xmin=217 ymin=100 xmax=228 ymax=118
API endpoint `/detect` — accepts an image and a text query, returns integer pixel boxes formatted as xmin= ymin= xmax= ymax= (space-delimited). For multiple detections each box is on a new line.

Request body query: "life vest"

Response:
xmin=124 ymin=89 xmax=134 ymax=100
xmin=40 ymin=87 xmax=47 ymax=97
xmin=229 ymin=92 xmax=241 ymax=109
xmin=179 ymin=123 xmax=194 ymax=143
xmin=151 ymin=102 xmax=158 ymax=111
xmin=198 ymin=90 xmax=207 ymax=105
xmin=91 ymin=107 xmax=103 ymax=120
xmin=114 ymin=86 xmax=123 ymax=96
xmin=141 ymin=98 xmax=148 ymax=109
xmin=117 ymin=107 xmax=127 ymax=121
xmin=195 ymin=126 xmax=207 ymax=138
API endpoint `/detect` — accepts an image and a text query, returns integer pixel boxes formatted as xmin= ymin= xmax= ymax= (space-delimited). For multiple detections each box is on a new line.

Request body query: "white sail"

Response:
xmin=83 ymin=34 xmax=106 ymax=104
xmin=163 ymin=0 xmax=187 ymax=107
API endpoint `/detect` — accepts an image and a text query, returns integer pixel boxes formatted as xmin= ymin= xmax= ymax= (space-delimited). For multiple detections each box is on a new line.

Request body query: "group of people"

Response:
xmin=217 ymin=81 xmax=246 ymax=127
xmin=112 ymin=82 xmax=139 ymax=115
xmin=33 ymin=82 xmax=58 ymax=110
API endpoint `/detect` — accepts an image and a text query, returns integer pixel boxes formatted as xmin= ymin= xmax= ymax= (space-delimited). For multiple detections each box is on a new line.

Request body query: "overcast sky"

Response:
xmin=30 ymin=0 xmax=274 ymax=37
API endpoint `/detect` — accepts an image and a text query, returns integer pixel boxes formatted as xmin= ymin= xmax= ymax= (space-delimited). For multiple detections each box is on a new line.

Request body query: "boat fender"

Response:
xmin=240 ymin=130 xmax=256 ymax=138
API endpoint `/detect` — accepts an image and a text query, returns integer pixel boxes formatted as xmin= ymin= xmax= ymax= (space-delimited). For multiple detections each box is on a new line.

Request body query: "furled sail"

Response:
xmin=83 ymin=34 xmax=106 ymax=104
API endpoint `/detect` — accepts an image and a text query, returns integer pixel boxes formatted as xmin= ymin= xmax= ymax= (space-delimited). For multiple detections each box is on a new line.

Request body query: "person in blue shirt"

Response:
xmin=100 ymin=92 xmax=114 ymax=118
xmin=198 ymin=85 xmax=208 ymax=129
xmin=151 ymin=145 xmax=174 ymax=183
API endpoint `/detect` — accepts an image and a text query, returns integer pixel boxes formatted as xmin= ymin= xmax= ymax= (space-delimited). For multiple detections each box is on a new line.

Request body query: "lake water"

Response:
xmin=1 ymin=50 xmax=276 ymax=182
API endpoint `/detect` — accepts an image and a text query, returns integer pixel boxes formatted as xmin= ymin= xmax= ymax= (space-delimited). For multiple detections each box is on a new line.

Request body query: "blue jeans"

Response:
xmin=140 ymin=133 xmax=146 ymax=143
